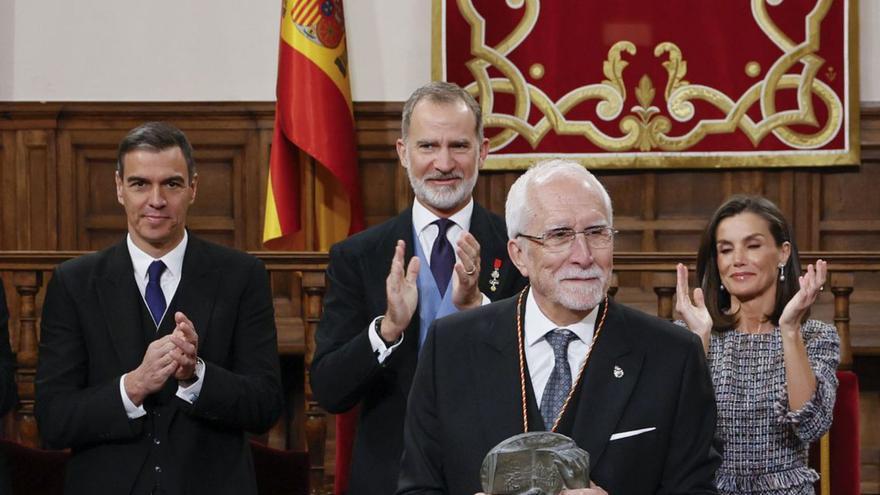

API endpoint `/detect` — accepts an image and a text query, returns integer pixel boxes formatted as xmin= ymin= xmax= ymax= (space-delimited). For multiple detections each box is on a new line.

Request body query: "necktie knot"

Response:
xmin=148 ymin=260 xmax=166 ymax=282
xmin=545 ymin=328 xmax=576 ymax=358
xmin=434 ymin=218 xmax=453 ymax=236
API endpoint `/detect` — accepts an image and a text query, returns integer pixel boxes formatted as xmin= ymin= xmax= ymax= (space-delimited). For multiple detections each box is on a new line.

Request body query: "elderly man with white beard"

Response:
xmin=397 ymin=159 xmax=721 ymax=495
xmin=310 ymin=81 xmax=527 ymax=495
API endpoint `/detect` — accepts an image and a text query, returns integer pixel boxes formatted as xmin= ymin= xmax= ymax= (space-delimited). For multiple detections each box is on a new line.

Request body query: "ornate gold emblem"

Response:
xmin=438 ymin=0 xmax=854 ymax=168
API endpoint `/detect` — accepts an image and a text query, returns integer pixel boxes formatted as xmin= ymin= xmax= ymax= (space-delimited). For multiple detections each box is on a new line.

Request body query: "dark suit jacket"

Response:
xmin=35 ymin=235 xmax=283 ymax=495
xmin=0 ymin=283 xmax=16 ymax=418
xmin=398 ymin=295 xmax=721 ymax=495
xmin=310 ymin=204 xmax=527 ymax=495
xmin=0 ymin=283 xmax=16 ymax=494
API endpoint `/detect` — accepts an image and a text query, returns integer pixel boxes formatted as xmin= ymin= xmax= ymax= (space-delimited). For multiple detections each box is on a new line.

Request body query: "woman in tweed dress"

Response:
xmin=675 ymin=195 xmax=839 ymax=495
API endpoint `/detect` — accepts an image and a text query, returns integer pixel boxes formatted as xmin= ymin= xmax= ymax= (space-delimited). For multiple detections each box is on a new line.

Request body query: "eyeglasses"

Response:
xmin=517 ymin=226 xmax=618 ymax=252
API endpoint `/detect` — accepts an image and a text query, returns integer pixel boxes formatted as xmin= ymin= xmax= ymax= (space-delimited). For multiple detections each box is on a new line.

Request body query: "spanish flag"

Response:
xmin=264 ymin=0 xmax=364 ymax=249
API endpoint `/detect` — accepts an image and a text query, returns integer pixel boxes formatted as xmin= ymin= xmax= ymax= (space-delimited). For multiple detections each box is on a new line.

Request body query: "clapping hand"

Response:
xmin=452 ymin=232 xmax=483 ymax=310
xmin=169 ymin=311 xmax=199 ymax=382
xmin=675 ymin=263 xmax=713 ymax=353
xmin=381 ymin=240 xmax=420 ymax=343
xmin=779 ymin=259 xmax=827 ymax=336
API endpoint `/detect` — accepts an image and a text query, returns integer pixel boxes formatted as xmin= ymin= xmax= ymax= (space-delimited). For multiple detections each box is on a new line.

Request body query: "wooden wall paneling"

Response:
xmin=0 ymin=132 xmax=15 ymax=250
xmin=184 ymin=128 xmax=266 ymax=249
xmin=354 ymin=102 xmax=404 ymax=228
xmin=244 ymin=129 xmax=263 ymax=251
xmin=56 ymin=129 xmax=77 ymax=250
xmin=15 ymin=130 xmax=57 ymax=250
xmin=639 ymin=173 xmax=657 ymax=253
xmin=809 ymin=174 xmax=822 ymax=250
xmin=775 ymin=169 xmax=796 ymax=231
xmin=64 ymin=127 xmax=141 ymax=251
xmin=791 ymin=171 xmax=814 ymax=251
xmin=469 ymin=173 xmax=498 ymax=217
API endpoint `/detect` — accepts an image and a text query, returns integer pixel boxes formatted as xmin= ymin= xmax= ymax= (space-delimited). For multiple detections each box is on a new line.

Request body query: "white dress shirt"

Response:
xmin=120 ymin=232 xmax=206 ymax=418
xmin=524 ymin=289 xmax=598 ymax=405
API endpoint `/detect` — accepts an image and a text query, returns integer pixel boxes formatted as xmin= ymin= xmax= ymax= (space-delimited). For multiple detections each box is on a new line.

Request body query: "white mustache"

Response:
xmin=555 ymin=267 xmax=605 ymax=281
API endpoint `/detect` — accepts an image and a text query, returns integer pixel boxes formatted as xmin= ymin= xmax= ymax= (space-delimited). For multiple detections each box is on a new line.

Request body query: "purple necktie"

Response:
xmin=430 ymin=218 xmax=456 ymax=295
xmin=541 ymin=329 xmax=577 ymax=430
xmin=146 ymin=260 xmax=167 ymax=326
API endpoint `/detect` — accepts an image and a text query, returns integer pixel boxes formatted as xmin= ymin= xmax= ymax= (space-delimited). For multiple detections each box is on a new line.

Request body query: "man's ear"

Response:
xmin=115 ymin=171 xmax=124 ymax=206
xmin=396 ymin=139 xmax=408 ymax=169
xmin=507 ymin=239 xmax=529 ymax=278
xmin=189 ymin=173 xmax=198 ymax=204
xmin=477 ymin=137 xmax=489 ymax=169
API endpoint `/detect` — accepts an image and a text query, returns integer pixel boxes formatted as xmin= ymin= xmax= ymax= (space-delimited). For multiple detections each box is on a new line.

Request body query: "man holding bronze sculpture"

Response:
xmin=398 ymin=159 xmax=721 ymax=494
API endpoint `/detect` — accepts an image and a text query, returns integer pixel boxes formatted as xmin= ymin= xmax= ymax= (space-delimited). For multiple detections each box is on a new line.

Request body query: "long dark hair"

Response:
xmin=696 ymin=195 xmax=804 ymax=330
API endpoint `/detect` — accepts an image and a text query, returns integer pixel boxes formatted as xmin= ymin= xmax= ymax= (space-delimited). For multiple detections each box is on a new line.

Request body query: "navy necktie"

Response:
xmin=541 ymin=329 xmax=577 ymax=431
xmin=430 ymin=218 xmax=455 ymax=295
xmin=146 ymin=260 xmax=167 ymax=326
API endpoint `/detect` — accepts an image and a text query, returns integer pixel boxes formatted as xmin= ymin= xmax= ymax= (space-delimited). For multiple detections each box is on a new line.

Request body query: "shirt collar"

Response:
xmin=127 ymin=231 xmax=188 ymax=282
xmin=524 ymin=288 xmax=597 ymax=347
xmin=412 ymin=197 xmax=474 ymax=234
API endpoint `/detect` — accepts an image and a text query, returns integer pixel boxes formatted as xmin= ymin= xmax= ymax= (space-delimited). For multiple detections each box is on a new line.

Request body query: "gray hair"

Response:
xmin=401 ymin=81 xmax=483 ymax=142
xmin=505 ymin=159 xmax=614 ymax=239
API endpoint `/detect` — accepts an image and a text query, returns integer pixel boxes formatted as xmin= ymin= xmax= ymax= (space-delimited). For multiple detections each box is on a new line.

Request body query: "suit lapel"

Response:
xmin=570 ymin=300 xmax=644 ymax=468
xmin=171 ymin=236 xmax=220 ymax=350
xmin=96 ymin=240 xmax=147 ymax=373
xmin=474 ymin=296 xmax=530 ymax=444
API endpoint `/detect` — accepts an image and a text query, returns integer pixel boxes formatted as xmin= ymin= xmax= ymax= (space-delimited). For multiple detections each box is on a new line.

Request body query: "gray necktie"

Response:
xmin=540 ymin=328 xmax=577 ymax=431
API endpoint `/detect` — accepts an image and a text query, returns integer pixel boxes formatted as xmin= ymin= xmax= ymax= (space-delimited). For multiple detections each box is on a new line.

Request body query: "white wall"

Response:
xmin=0 ymin=0 xmax=876 ymax=102
xmin=861 ymin=0 xmax=880 ymax=102
xmin=4 ymin=0 xmax=279 ymax=101
xmin=0 ymin=0 xmax=13 ymax=99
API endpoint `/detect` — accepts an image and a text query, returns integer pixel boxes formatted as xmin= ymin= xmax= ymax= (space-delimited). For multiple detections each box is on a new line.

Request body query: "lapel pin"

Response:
xmin=613 ymin=365 xmax=624 ymax=379
xmin=489 ymin=258 xmax=502 ymax=292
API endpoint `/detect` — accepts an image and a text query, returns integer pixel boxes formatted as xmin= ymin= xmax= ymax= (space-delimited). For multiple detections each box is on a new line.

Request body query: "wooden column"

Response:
xmin=829 ymin=272 xmax=854 ymax=370
xmin=13 ymin=270 xmax=42 ymax=447
xmin=652 ymin=271 xmax=677 ymax=321
xmin=302 ymin=271 xmax=327 ymax=494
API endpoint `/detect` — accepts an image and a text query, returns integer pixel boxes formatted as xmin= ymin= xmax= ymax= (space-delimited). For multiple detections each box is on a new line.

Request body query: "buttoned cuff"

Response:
xmin=368 ymin=316 xmax=405 ymax=364
xmin=176 ymin=358 xmax=205 ymax=404
xmin=120 ymin=374 xmax=147 ymax=419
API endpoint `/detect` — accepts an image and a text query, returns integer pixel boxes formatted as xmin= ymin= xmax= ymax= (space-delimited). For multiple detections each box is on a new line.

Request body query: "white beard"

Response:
xmin=405 ymin=156 xmax=478 ymax=212
xmin=532 ymin=266 xmax=609 ymax=312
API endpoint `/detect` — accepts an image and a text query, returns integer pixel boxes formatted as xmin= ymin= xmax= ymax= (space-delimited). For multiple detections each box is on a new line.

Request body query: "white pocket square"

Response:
xmin=609 ymin=427 xmax=656 ymax=441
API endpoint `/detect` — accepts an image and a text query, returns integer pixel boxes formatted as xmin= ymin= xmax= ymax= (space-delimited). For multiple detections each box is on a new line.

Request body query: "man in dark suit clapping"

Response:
xmin=310 ymin=81 xmax=527 ymax=494
xmin=35 ymin=122 xmax=283 ymax=495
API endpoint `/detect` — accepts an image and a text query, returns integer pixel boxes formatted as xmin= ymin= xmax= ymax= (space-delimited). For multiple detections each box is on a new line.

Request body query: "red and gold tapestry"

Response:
xmin=433 ymin=0 xmax=859 ymax=169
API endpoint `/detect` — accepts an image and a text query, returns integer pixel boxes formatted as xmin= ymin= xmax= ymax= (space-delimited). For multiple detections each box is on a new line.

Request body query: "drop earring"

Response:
xmin=778 ymin=262 xmax=785 ymax=282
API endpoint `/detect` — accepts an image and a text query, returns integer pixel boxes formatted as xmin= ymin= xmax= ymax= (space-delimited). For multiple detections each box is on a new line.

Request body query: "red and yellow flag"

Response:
xmin=264 ymin=0 xmax=364 ymax=249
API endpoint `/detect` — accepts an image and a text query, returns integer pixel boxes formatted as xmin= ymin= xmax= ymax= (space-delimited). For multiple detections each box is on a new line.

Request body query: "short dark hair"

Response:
xmin=696 ymin=195 xmax=804 ymax=330
xmin=116 ymin=122 xmax=196 ymax=181
xmin=401 ymin=81 xmax=483 ymax=142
